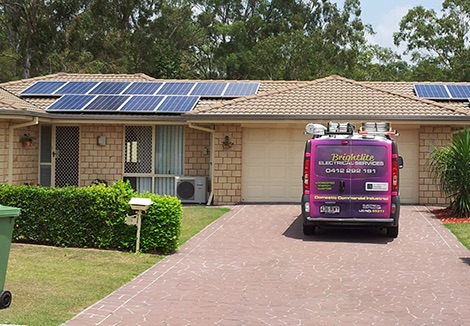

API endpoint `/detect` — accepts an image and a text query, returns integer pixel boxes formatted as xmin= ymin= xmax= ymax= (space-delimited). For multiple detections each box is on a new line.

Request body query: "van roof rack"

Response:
xmin=304 ymin=121 xmax=398 ymax=137
xmin=326 ymin=121 xmax=355 ymax=135
xmin=359 ymin=122 xmax=399 ymax=136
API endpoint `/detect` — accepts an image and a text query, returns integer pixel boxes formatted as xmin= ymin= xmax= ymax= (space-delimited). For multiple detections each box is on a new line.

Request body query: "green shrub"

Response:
xmin=429 ymin=128 xmax=470 ymax=217
xmin=0 ymin=181 xmax=182 ymax=254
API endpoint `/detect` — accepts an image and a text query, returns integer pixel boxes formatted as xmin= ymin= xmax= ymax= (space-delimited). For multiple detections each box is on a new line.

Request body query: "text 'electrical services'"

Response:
xmin=318 ymin=153 xmax=384 ymax=166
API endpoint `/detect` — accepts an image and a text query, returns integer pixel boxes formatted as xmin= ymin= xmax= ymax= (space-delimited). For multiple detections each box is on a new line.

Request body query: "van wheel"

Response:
xmin=386 ymin=226 xmax=399 ymax=238
xmin=303 ymin=225 xmax=315 ymax=236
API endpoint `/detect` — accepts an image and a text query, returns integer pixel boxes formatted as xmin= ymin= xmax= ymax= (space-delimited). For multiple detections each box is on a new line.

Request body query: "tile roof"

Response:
xmin=0 ymin=73 xmax=468 ymax=120
xmin=362 ymin=80 xmax=470 ymax=113
xmin=0 ymin=73 xmax=157 ymax=113
xmin=188 ymin=75 xmax=470 ymax=120
xmin=0 ymin=88 xmax=42 ymax=112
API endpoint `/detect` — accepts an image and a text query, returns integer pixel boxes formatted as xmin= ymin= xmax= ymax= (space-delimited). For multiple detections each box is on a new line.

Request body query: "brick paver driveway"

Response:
xmin=65 ymin=205 xmax=470 ymax=325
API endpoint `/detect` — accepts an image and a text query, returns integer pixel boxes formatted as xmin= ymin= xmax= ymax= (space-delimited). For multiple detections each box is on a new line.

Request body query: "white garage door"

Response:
xmin=395 ymin=129 xmax=419 ymax=203
xmin=242 ymin=126 xmax=419 ymax=204
xmin=242 ymin=127 xmax=308 ymax=202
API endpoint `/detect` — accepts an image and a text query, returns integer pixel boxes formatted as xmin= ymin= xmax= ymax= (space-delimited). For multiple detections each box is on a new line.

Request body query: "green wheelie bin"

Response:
xmin=0 ymin=204 xmax=20 ymax=309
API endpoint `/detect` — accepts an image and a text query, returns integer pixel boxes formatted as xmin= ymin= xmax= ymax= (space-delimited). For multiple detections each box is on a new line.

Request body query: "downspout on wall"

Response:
xmin=8 ymin=117 xmax=39 ymax=184
xmin=188 ymin=123 xmax=214 ymax=205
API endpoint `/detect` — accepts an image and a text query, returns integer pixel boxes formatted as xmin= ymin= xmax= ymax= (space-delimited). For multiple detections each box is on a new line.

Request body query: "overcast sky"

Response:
xmin=331 ymin=0 xmax=444 ymax=55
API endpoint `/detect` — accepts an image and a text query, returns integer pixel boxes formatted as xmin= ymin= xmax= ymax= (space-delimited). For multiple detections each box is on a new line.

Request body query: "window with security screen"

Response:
xmin=124 ymin=126 xmax=153 ymax=174
xmin=124 ymin=125 xmax=184 ymax=195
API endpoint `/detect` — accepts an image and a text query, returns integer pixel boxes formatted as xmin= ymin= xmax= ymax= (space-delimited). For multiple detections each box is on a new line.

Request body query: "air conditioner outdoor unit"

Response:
xmin=175 ymin=176 xmax=207 ymax=204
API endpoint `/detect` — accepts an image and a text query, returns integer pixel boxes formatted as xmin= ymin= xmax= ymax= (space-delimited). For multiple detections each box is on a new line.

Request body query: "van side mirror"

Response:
xmin=398 ymin=156 xmax=404 ymax=169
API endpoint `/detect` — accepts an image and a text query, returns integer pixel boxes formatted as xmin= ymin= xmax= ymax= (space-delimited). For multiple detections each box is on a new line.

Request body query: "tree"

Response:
xmin=192 ymin=0 xmax=374 ymax=80
xmin=394 ymin=0 xmax=470 ymax=81
xmin=429 ymin=129 xmax=470 ymax=218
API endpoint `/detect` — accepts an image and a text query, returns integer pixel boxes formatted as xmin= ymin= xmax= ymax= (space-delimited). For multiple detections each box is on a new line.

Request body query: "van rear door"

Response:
xmin=310 ymin=136 xmax=392 ymax=219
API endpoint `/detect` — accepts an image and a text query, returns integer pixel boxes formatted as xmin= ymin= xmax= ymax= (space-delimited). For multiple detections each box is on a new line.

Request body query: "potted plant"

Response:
xmin=19 ymin=133 xmax=35 ymax=148
xmin=222 ymin=135 xmax=234 ymax=150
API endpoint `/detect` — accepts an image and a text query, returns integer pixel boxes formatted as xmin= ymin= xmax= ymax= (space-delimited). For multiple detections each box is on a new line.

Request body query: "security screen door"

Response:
xmin=54 ymin=126 xmax=80 ymax=186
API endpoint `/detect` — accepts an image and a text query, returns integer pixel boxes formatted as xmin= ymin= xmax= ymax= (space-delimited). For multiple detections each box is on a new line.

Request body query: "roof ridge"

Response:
xmin=0 ymin=73 xmax=157 ymax=87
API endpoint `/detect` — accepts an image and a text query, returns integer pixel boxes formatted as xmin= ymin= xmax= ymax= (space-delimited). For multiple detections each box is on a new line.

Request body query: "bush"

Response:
xmin=429 ymin=128 xmax=470 ymax=217
xmin=0 ymin=181 xmax=182 ymax=254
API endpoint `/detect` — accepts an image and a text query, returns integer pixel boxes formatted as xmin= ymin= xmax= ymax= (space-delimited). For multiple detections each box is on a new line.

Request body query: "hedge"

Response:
xmin=0 ymin=181 xmax=182 ymax=254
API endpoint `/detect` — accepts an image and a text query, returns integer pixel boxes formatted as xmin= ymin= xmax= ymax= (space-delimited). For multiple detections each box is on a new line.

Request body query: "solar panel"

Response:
xmin=46 ymin=95 xmax=96 ymax=111
xmin=190 ymin=82 xmax=227 ymax=96
xmin=20 ymin=81 xmax=67 ymax=96
xmin=54 ymin=81 xmax=99 ymax=95
xmin=447 ymin=85 xmax=470 ymax=100
xmin=414 ymin=84 xmax=450 ymax=99
xmin=123 ymin=82 xmax=163 ymax=95
xmin=157 ymin=96 xmax=199 ymax=113
xmin=157 ymin=82 xmax=195 ymax=95
xmin=119 ymin=95 xmax=165 ymax=112
xmin=88 ymin=82 xmax=131 ymax=94
xmin=223 ymin=82 xmax=259 ymax=97
xmin=83 ymin=95 xmax=130 ymax=111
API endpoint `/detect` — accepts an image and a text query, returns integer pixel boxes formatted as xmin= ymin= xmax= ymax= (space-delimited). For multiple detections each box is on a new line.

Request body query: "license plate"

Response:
xmin=320 ymin=205 xmax=340 ymax=214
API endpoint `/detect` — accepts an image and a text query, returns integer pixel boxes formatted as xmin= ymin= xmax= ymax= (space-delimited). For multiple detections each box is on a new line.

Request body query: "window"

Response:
xmin=124 ymin=125 xmax=184 ymax=195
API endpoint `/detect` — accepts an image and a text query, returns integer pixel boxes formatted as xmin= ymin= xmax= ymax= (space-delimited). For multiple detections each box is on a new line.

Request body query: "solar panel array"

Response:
xmin=21 ymin=80 xmax=259 ymax=114
xmin=46 ymin=95 xmax=200 ymax=113
xmin=20 ymin=80 xmax=260 ymax=98
xmin=414 ymin=83 xmax=470 ymax=100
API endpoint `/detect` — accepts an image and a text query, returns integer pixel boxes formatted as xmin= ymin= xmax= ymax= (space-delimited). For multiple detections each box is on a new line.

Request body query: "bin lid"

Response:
xmin=0 ymin=204 xmax=21 ymax=217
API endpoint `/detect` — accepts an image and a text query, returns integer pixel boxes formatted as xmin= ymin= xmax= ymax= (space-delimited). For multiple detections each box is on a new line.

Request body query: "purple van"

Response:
xmin=301 ymin=122 xmax=403 ymax=237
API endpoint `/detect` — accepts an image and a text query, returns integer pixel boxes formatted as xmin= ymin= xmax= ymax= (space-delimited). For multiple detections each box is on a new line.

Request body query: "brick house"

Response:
xmin=0 ymin=73 xmax=469 ymax=206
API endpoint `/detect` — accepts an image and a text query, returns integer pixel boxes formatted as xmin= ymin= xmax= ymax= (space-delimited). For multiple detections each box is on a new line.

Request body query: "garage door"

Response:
xmin=242 ymin=127 xmax=307 ymax=202
xmin=395 ymin=129 xmax=419 ymax=203
xmin=242 ymin=126 xmax=419 ymax=204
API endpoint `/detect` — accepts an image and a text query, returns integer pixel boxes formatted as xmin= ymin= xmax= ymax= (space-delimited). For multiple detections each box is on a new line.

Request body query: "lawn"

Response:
xmin=0 ymin=205 xmax=230 ymax=326
xmin=444 ymin=223 xmax=470 ymax=251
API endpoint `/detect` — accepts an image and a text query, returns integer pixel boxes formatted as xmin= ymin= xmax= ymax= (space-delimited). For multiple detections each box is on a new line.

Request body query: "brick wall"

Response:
xmin=80 ymin=125 xmax=123 ymax=186
xmin=13 ymin=127 xmax=39 ymax=185
xmin=418 ymin=125 xmax=453 ymax=206
xmin=0 ymin=123 xmax=8 ymax=184
xmin=212 ymin=124 xmax=242 ymax=205
xmin=184 ymin=127 xmax=211 ymax=177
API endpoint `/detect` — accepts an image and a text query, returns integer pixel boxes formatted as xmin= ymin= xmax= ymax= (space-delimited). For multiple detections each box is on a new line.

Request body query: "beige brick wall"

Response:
xmin=184 ymin=127 xmax=211 ymax=177
xmin=418 ymin=125 xmax=453 ymax=206
xmin=0 ymin=123 xmax=8 ymax=184
xmin=212 ymin=124 xmax=242 ymax=205
xmin=13 ymin=126 xmax=40 ymax=185
xmin=80 ymin=125 xmax=123 ymax=186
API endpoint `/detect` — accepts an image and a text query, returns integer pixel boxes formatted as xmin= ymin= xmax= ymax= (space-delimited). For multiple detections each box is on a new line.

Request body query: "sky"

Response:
xmin=332 ymin=0 xmax=444 ymax=57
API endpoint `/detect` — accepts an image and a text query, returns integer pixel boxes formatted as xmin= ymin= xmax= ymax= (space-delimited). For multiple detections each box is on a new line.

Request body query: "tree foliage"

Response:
xmin=394 ymin=0 xmax=469 ymax=81
xmin=0 ymin=0 xmax=466 ymax=81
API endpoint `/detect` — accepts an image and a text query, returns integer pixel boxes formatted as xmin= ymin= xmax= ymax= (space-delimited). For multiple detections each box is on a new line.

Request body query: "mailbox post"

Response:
xmin=126 ymin=198 xmax=152 ymax=253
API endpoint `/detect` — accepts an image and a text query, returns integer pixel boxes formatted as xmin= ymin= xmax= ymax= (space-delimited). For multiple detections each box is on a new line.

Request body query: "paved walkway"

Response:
xmin=64 ymin=205 xmax=470 ymax=325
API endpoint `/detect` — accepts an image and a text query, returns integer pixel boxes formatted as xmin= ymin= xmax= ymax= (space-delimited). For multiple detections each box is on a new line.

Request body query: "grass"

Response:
xmin=444 ymin=223 xmax=470 ymax=251
xmin=0 ymin=205 xmax=230 ymax=326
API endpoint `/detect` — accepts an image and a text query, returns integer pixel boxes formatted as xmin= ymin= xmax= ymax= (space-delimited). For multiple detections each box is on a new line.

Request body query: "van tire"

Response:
xmin=303 ymin=225 xmax=316 ymax=235
xmin=386 ymin=226 xmax=399 ymax=238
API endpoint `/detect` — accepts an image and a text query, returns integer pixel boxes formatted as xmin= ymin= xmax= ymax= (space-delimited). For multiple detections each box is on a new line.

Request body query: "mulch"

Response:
xmin=431 ymin=208 xmax=470 ymax=224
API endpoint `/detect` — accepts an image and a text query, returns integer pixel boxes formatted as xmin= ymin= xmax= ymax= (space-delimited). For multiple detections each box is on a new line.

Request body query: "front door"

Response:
xmin=54 ymin=126 xmax=80 ymax=186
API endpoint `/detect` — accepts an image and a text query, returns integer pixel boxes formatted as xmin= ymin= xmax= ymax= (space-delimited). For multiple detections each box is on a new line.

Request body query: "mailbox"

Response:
xmin=129 ymin=197 xmax=152 ymax=211
xmin=126 ymin=197 xmax=153 ymax=253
